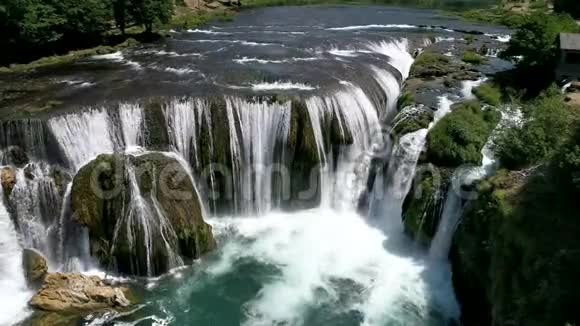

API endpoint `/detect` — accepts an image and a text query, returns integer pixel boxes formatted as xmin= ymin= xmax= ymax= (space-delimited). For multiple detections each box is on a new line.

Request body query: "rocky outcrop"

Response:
xmin=70 ymin=152 xmax=216 ymax=276
xmin=392 ymin=104 xmax=434 ymax=138
xmin=401 ymin=165 xmax=452 ymax=246
xmin=452 ymin=165 xmax=580 ymax=326
xmin=22 ymin=248 xmax=49 ymax=287
xmin=29 ymin=273 xmax=130 ymax=312
xmin=1 ymin=165 xmax=16 ymax=196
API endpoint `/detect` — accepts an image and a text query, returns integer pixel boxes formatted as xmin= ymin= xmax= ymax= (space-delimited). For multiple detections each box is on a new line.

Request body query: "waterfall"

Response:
xmin=225 ymin=97 xmax=291 ymax=215
xmin=0 ymin=186 xmax=32 ymax=325
xmin=119 ymin=102 xmax=144 ymax=151
xmin=305 ymin=84 xmax=382 ymax=209
xmin=428 ymin=106 xmax=523 ymax=260
xmin=366 ymin=39 xmax=415 ymax=80
xmin=109 ymin=154 xmax=186 ymax=276
xmin=48 ymin=109 xmax=116 ymax=170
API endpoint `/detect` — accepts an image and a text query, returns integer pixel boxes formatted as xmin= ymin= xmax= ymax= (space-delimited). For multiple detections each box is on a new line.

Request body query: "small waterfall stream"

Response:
xmin=0 ymin=186 xmax=32 ymax=325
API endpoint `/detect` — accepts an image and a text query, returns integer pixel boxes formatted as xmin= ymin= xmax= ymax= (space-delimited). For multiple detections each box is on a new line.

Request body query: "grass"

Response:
xmin=462 ymin=50 xmax=487 ymax=65
xmin=473 ymin=82 xmax=502 ymax=106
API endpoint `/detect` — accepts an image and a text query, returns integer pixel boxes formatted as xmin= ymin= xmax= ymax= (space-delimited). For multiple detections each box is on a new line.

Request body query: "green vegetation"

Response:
xmin=462 ymin=50 xmax=486 ymax=65
xmin=410 ymin=51 xmax=455 ymax=79
xmin=495 ymin=90 xmax=577 ymax=169
xmin=427 ymin=101 xmax=501 ymax=166
xmin=446 ymin=7 xmax=526 ymax=28
xmin=473 ymin=82 xmax=502 ymax=106
xmin=0 ymin=0 xmax=177 ymax=66
xmin=501 ymin=12 xmax=579 ymax=71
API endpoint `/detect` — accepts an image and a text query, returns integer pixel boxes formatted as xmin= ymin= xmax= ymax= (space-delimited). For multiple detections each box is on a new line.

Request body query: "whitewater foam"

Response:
xmin=234 ymin=57 xmax=319 ymax=64
xmin=207 ymin=209 xmax=440 ymax=326
xmin=251 ymin=81 xmax=317 ymax=91
xmin=327 ymin=24 xmax=417 ymax=31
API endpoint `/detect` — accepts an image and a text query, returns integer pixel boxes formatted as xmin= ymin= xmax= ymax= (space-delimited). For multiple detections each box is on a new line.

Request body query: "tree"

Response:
xmin=500 ymin=12 xmax=579 ymax=71
xmin=129 ymin=0 xmax=173 ymax=34
xmin=554 ymin=0 xmax=580 ymax=19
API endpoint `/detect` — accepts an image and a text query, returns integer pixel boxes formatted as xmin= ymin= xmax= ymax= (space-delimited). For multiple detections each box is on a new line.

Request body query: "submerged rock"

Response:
xmin=70 ymin=152 xmax=216 ymax=276
xmin=29 ymin=273 xmax=130 ymax=312
xmin=22 ymin=248 xmax=49 ymax=288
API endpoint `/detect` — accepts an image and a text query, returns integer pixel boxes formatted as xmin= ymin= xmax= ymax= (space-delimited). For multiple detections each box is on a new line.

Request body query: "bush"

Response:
xmin=462 ymin=50 xmax=486 ymax=65
xmin=500 ymin=12 xmax=579 ymax=71
xmin=495 ymin=92 xmax=575 ymax=169
xmin=427 ymin=101 xmax=501 ymax=166
xmin=473 ymin=82 xmax=502 ymax=106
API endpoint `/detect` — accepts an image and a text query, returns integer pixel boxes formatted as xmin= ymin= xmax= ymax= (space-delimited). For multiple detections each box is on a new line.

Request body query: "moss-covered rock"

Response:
xmin=392 ymin=105 xmax=434 ymax=137
xmin=426 ymin=101 xmax=501 ymax=167
xmin=70 ymin=152 xmax=216 ymax=276
xmin=402 ymin=165 xmax=452 ymax=246
xmin=410 ymin=51 xmax=461 ymax=80
xmin=452 ymin=166 xmax=580 ymax=326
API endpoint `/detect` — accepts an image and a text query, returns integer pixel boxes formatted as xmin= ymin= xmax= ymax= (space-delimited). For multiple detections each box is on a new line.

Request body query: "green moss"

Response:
xmin=410 ymin=51 xmax=460 ymax=79
xmin=473 ymin=82 xmax=502 ymax=106
xmin=392 ymin=106 xmax=433 ymax=137
xmin=427 ymin=101 xmax=501 ymax=166
xmin=397 ymin=89 xmax=415 ymax=110
xmin=462 ymin=50 xmax=487 ymax=65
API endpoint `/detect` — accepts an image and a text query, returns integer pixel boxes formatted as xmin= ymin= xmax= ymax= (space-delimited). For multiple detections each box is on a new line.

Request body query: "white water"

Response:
xmin=428 ymin=106 xmax=523 ymax=260
xmin=0 ymin=186 xmax=32 ymax=325
xmin=327 ymin=24 xmax=418 ymax=31
xmin=251 ymin=81 xmax=317 ymax=91
xmin=366 ymin=39 xmax=414 ymax=79
xmin=225 ymin=97 xmax=292 ymax=214
xmin=48 ymin=109 xmax=116 ymax=170
xmin=119 ymin=103 xmax=144 ymax=150
xmin=234 ymin=57 xmax=319 ymax=64
xmin=209 ymin=209 xmax=441 ymax=326
xmin=305 ymin=84 xmax=381 ymax=208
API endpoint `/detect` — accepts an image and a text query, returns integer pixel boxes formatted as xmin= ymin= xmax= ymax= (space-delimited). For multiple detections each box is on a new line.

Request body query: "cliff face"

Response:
xmin=452 ymin=160 xmax=580 ymax=326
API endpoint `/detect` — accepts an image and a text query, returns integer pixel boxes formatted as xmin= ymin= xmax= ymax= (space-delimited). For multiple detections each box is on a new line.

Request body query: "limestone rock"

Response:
xmin=29 ymin=273 xmax=130 ymax=312
xmin=1 ymin=165 xmax=16 ymax=196
xmin=22 ymin=248 xmax=48 ymax=287
xmin=205 ymin=1 xmax=221 ymax=9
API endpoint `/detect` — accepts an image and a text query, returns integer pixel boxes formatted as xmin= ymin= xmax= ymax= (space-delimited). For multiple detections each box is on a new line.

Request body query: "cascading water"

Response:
xmin=0 ymin=186 xmax=32 ymax=325
xmin=429 ymin=105 xmax=523 ymax=260
xmin=225 ymin=97 xmax=292 ymax=215
xmin=0 ymin=6 xmax=513 ymax=323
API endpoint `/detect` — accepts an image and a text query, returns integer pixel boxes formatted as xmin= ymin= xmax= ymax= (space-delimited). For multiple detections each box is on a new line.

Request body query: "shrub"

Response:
xmin=427 ymin=101 xmax=501 ymax=166
xmin=494 ymin=92 xmax=575 ymax=169
xmin=462 ymin=50 xmax=486 ymax=65
xmin=474 ymin=82 xmax=502 ymax=106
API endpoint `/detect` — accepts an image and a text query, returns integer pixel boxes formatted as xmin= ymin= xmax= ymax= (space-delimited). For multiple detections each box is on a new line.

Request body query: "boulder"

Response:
xmin=29 ymin=273 xmax=130 ymax=312
xmin=1 ymin=165 xmax=17 ymax=196
xmin=70 ymin=152 xmax=216 ymax=276
xmin=205 ymin=1 xmax=221 ymax=9
xmin=22 ymin=248 xmax=49 ymax=287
